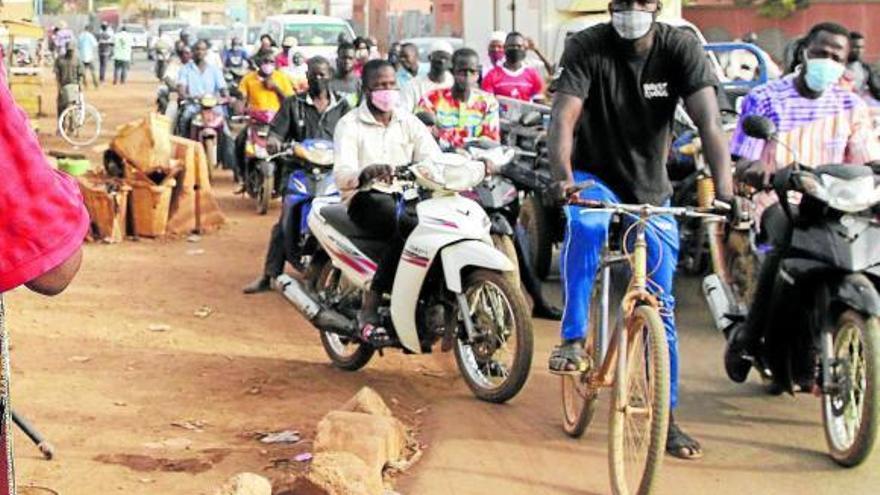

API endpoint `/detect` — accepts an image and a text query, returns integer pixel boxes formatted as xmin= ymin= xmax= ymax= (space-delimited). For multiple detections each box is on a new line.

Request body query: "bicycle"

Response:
xmin=559 ymin=197 xmax=724 ymax=495
xmin=58 ymin=85 xmax=102 ymax=147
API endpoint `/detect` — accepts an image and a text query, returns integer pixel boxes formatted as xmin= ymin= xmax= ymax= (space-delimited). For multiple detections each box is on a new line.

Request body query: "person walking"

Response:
xmin=77 ymin=27 xmax=99 ymax=88
xmin=97 ymin=22 xmax=114 ymax=83
xmin=112 ymin=26 xmax=133 ymax=85
xmin=54 ymin=41 xmax=84 ymax=117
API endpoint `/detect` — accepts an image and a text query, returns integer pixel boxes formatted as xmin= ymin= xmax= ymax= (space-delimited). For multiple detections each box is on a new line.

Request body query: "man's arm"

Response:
xmin=548 ymin=93 xmax=583 ymax=185
xmin=332 ymin=119 xmax=361 ymax=193
xmin=25 ymin=247 xmax=82 ymax=296
xmin=527 ymin=37 xmax=554 ymax=76
xmin=684 ymin=87 xmax=734 ymax=200
xmin=865 ymin=64 xmax=880 ymax=102
xmin=269 ymin=95 xmax=296 ymax=142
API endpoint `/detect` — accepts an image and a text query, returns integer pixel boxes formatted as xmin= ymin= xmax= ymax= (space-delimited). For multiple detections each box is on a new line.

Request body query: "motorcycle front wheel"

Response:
xmin=203 ymin=136 xmax=217 ymax=181
xmin=315 ymin=260 xmax=374 ymax=371
xmin=256 ymin=162 xmax=272 ymax=215
xmin=454 ymin=269 xmax=533 ymax=403
xmin=822 ymin=310 xmax=879 ymax=467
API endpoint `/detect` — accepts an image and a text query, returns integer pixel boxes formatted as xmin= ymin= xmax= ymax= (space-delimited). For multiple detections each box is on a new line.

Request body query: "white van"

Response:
xmin=260 ymin=15 xmax=355 ymax=62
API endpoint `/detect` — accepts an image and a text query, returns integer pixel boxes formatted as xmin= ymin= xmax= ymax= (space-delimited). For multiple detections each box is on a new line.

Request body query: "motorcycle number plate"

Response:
xmin=403 ymin=188 xmax=418 ymax=201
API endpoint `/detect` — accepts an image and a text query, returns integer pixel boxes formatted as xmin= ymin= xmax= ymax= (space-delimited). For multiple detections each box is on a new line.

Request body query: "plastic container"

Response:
xmin=58 ymin=158 xmax=92 ymax=176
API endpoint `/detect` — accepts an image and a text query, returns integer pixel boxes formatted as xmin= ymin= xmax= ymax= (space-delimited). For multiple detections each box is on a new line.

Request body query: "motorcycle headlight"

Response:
xmin=821 ymin=174 xmax=880 ymax=213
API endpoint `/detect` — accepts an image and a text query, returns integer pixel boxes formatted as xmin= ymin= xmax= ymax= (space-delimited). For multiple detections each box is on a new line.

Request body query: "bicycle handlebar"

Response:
xmin=567 ymin=197 xmax=727 ymax=220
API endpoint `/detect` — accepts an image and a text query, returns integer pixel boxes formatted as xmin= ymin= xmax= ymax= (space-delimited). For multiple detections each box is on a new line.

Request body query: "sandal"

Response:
xmin=549 ymin=341 xmax=589 ymax=375
xmin=666 ymin=422 xmax=703 ymax=460
xmin=360 ymin=323 xmax=392 ymax=348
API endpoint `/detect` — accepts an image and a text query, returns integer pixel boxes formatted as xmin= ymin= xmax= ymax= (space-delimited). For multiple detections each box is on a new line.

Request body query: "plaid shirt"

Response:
xmin=416 ymin=87 xmax=500 ymax=148
xmin=730 ymin=74 xmax=880 ymax=223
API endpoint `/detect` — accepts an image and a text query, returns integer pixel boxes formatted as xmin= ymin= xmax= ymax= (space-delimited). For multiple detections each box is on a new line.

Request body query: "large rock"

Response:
xmin=314 ymin=411 xmax=406 ymax=475
xmin=213 ymin=472 xmax=272 ymax=495
xmin=339 ymin=387 xmax=392 ymax=417
xmin=285 ymin=452 xmax=383 ymax=495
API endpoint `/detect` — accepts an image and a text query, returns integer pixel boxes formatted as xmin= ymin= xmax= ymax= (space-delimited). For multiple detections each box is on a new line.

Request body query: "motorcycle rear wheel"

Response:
xmin=204 ymin=137 xmax=217 ymax=181
xmin=518 ymin=194 xmax=554 ymax=281
xmin=315 ymin=261 xmax=374 ymax=371
xmin=256 ymin=164 xmax=272 ymax=215
xmin=822 ymin=311 xmax=879 ymax=467
xmin=454 ymin=269 xmax=533 ymax=403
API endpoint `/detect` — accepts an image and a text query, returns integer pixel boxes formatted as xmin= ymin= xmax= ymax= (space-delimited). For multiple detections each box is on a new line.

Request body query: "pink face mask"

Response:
xmin=489 ymin=49 xmax=504 ymax=65
xmin=370 ymin=89 xmax=400 ymax=112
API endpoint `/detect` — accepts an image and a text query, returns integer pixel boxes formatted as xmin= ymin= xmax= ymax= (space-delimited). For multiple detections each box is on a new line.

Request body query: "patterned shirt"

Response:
xmin=416 ymin=87 xmax=500 ymax=148
xmin=730 ymin=73 xmax=880 ymax=221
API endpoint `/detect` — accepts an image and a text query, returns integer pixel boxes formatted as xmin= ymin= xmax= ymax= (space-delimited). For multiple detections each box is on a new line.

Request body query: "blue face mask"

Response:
xmin=803 ymin=54 xmax=845 ymax=93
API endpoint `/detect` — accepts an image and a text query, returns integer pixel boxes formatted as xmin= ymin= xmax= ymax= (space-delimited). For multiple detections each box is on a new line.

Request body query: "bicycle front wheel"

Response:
xmin=609 ymin=305 xmax=670 ymax=495
xmin=59 ymin=104 xmax=102 ymax=147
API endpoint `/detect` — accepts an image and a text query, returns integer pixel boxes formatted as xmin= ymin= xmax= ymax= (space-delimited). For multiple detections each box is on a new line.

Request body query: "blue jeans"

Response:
xmin=561 ymin=171 xmax=681 ymax=408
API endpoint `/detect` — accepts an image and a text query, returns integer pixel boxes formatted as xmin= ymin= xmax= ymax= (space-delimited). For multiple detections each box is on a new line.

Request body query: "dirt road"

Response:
xmin=7 ymin=60 xmax=878 ymax=494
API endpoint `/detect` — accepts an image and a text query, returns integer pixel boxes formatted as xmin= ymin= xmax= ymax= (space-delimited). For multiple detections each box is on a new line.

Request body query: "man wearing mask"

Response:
xmin=548 ymin=0 xmax=735 ymax=460
xmin=157 ymin=44 xmax=192 ymax=115
xmin=329 ymin=42 xmax=361 ymax=106
xmin=844 ymin=31 xmax=880 ymax=101
xmin=387 ymin=42 xmax=402 ymax=70
xmin=483 ymin=31 xmax=507 ymax=78
xmin=417 ymin=48 xmax=564 ymax=320
xmin=400 ymin=41 xmax=454 ymax=112
xmin=353 ymin=37 xmax=371 ymax=76
xmin=285 ymin=52 xmax=309 ymax=93
xmin=77 ymin=27 xmax=99 ymax=88
xmin=332 ymin=59 xmax=440 ymax=345
xmin=243 ymin=57 xmax=351 ymax=293
xmin=54 ymin=41 xmax=84 ymax=116
xmin=234 ymin=53 xmax=295 ymax=184
xmin=482 ymin=32 xmax=544 ymax=102
xmin=97 ymin=22 xmax=114 ymax=83
xmin=725 ymin=23 xmax=880 ymax=384
xmin=276 ymin=36 xmax=297 ymax=69
xmin=396 ymin=43 xmax=420 ymax=87
xmin=112 ymin=25 xmax=133 ymax=85
xmin=223 ymin=37 xmax=250 ymax=70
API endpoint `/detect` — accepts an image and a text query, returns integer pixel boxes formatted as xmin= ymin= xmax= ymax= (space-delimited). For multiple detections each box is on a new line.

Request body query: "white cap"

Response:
xmin=429 ymin=40 xmax=454 ymax=56
xmin=490 ymin=31 xmax=507 ymax=43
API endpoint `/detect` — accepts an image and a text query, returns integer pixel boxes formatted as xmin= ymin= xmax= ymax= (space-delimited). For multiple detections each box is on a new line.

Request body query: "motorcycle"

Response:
xmin=276 ymin=155 xmax=534 ymax=403
xmin=719 ymin=115 xmax=880 ymax=467
xmin=184 ymin=95 xmax=227 ymax=177
xmin=241 ymin=110 xmax=279 ymax=214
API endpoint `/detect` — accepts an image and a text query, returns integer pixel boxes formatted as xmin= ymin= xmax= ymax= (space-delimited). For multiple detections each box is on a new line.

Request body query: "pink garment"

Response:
xmin=0 ymin=59 xmax=89 ymax=293
xmin=481 ymin=65 xmax=545 ymax=102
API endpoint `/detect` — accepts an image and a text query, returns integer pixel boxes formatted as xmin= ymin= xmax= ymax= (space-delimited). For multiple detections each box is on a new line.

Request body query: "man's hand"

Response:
xmin=526 ymin=37 xmax=537 ymax=51
xmin=267 ymin=135 xmax=284 ymax=154
xmin=358 ymin=164 xmax=393 ymax=187
xmin=263 ymin=77 xmax=277 ymax=91
xmin=545 ymin=179 xmax=576 ymax=207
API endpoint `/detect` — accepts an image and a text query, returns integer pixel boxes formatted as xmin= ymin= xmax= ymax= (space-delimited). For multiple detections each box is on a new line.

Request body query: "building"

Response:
xmin=684 ymin=0 xmax=880 ymax=63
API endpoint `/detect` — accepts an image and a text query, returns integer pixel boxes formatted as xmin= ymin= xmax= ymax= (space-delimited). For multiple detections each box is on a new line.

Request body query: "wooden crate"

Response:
xmin=129 ymin=174 xmax=177 ymax=238
xmin=78 ymin=176 xmax=131 ymax=243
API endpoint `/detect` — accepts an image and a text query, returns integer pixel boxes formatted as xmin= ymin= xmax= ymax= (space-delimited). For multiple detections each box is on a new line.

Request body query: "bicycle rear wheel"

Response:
xmin=609 ymin=305 xmax=670 ymax=495
xmin=59 ymin=104 xmax=102 ymax=147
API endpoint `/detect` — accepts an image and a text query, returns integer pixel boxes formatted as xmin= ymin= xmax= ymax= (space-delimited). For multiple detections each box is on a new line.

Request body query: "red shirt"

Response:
xmin=0 ymin=61 xmax=89 ymax=294
xmin=481 ymin=65 xmax=545 ymax=102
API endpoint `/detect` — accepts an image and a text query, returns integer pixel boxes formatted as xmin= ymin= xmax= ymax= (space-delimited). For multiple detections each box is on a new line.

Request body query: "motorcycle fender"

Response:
xmin=833 ymin=273 xmax=880 ymax=317
xmin=489 ymin=213 xmax=514 ymax=236
xmin=441 ymin=239 xmax=516 ymax=294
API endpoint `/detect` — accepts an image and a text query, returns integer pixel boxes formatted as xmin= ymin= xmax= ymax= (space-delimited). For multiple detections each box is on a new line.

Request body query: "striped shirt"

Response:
xmin=416 ymin=87 xmax=500 ymax=148
xmin=730 ymin=74 xmax=880 ymax=222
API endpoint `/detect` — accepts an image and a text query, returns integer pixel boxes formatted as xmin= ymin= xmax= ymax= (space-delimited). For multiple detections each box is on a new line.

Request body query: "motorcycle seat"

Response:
xmin=319 ymin=204 xmax=388 ymax=262
xmin=814 ymin=164 xmax=872 ymax=180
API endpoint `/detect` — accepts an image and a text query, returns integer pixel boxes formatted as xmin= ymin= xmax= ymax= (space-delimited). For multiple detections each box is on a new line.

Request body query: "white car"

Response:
xmin=122 ymin=23 xmax=148 ymax=50
xmin=260 ymin=15 xmax=355 ymax=63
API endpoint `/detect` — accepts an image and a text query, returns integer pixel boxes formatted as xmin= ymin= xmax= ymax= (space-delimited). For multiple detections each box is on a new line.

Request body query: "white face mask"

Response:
xmin=612 ymin=10 xmax=655 ymax=40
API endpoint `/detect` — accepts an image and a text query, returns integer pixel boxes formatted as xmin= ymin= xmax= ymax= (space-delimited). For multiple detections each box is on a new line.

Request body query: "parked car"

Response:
xmin=122 ymin=23 xmax=148 ymax=51
xmin=260 ymin=15 xmax=355 ymax=62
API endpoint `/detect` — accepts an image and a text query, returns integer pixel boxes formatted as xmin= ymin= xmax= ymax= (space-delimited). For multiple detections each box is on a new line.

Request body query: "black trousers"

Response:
xmin=99 ymin=54 xmax=110 ymax=82
xmin=349 ymin=191 xmax=416 ymax=295
xmin=741 ymin=203 xmax=792 ymax=344
xmin=263 ymin=221 xmax=286 ymax=278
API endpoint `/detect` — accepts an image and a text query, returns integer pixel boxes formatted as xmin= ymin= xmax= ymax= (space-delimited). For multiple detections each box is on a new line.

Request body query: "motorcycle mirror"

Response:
xmin=415 ymin=111 xmax=436 ymax=127
xmin=519 ymin=110 xmax=542 ymax=127
xmin=742 ymin=115 xmax=776 ymax=140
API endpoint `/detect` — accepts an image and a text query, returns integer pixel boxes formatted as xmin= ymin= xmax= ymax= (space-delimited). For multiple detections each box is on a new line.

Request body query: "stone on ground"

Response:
xmin=213 ymin=472 xmax=272 ymax=495
xmin=314 ymin=410 xmax=407 ymax=475
xmin=338 ymin=386 xmax=393 ymax=417
xmin=287 ymin=451 xmax=382 ymax=495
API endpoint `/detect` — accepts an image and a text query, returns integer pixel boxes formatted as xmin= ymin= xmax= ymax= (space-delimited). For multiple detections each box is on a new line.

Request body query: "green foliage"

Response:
xmin=731 ymin=0 xmax=810 ymax=19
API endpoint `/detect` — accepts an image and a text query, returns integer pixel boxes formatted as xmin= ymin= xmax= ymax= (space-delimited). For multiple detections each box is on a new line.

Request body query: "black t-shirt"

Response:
xmin=270 ymin=92 xmax=351 ymax=142
xmin=553 ymin=22 xmax=717 ymax=204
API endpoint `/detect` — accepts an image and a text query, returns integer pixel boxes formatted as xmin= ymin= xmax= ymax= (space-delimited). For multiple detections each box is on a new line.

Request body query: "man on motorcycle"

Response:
xmin=242 ymin=56 xmax=352 ymax=294
xmin=547 ymin=0 xmax=734 ymax=459
xmin=416 ymin=48 xmax=562 ymax=320
xmin=724 ymin=22 xmax=880 ymax=383
xmin=233 ymin=53 xmax=296 ymax=186
xmin=157 ymin=44 xmax=192 ymax=115
xmin=329 ymin=42 xmax=361 ymax=106
xmin=223 ymin=37 xmax=250 ymax=71
xmin=176 ymin=39 xmax=235 ymax=166
xmin=332 ymin=59 xmax=441 ymax=345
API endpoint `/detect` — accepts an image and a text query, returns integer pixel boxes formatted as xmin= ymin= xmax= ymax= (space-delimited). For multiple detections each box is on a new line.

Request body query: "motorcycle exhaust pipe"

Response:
xmin=275 ymin=274 xmax=356 ymax=336
xmin=702 ymin=274 xmax=743 ymax=334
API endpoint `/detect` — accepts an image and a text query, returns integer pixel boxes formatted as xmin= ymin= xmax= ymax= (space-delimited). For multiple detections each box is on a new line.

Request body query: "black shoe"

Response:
xmin=242 ymin=275 xmax=271 ymax=294
xmin=724 ymin=324 xmax=753 ymax=383
xmin=533 ymin=302 xmax=563 ymax=321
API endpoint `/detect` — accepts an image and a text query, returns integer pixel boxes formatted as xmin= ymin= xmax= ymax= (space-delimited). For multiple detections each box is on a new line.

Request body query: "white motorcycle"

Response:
xmin=276 ymin=154 xmax=534 ymax=403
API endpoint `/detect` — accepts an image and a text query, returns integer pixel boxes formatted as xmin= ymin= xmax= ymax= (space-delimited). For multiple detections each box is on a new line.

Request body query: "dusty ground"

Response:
xmin=6 ymin=59 xmax=879 ymax=494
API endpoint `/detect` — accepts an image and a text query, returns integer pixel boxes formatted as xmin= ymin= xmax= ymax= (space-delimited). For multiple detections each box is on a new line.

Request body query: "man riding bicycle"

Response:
xmin=547 ymin=0 xmax=734 ymax=459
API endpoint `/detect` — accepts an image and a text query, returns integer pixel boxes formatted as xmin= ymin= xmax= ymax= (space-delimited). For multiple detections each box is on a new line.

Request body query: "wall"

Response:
xmin=684 ymin=1 xmax=880 ymax=63
xmin=433 ymin=0 xmax=461 ymax=36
